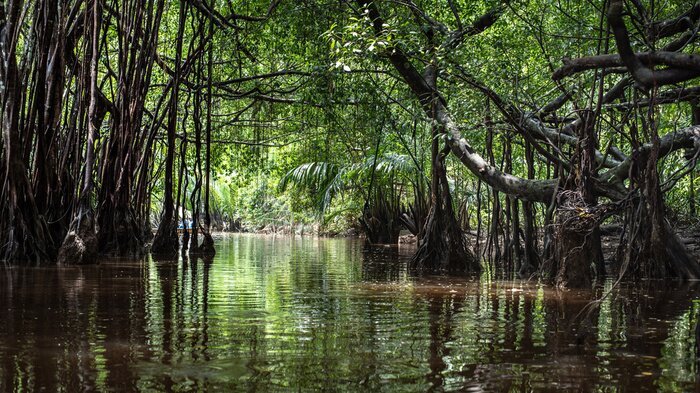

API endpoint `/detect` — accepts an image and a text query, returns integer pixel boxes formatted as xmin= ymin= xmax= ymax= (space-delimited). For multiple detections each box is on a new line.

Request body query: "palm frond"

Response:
xmin=279 ymin=162 xmax=337 ymax=190
xmin=371 ymin=153 xmax=416 ymax=178
xmin=279 ymin=153 xmax=421 ymax=215
xmin=279 ymin=162 xmax=346 ymax=213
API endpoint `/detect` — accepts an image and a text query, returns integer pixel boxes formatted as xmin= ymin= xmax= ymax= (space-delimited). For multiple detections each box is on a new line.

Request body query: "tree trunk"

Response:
xmin=151 ymin=0 xmax=186 ymax=256
xmin=200 ymin=5 xmax=216 ymax=256
xmin=0 ymin=0 xmax=53 ymax=263
xmin=553 ymin=193 xmax=595 ymax=288
xmin=620 ymin=106 xmax=700 ymax=280
xmin=554 ymin=112 xmax=603 ymax=288
xmin=96 ymin=0 xmax=165 ymax=256
xmin=520 ymin=140 xmax=539 ymax=277
xmin=412 ymin=139 xmax=480 ymax=273
xmin=57 ymin=0 xmax=102 ymax=265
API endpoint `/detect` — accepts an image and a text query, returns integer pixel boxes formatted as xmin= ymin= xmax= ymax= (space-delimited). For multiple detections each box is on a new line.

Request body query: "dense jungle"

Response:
xmin=2 ymin=0 xmax=700 ymax=391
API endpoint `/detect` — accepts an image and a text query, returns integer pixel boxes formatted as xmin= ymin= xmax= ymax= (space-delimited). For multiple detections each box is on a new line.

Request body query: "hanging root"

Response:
xmin=142 ymin=222 xmax=154 ymax=242
xmin=552 ymin=190 xmax=617 ymax=288
xmin=1 ymin=214 xmax=54 ymax=264
xmin=97 ymin=207 xmax=148 ymax=257
xmin=188 ymin=224 xmax=215 ymax=256
xmin=151 ymin=217 xmax=179 ymax=256
xmin=661 ymin=220 xmax=700 ymax=279
xmin=57 ymin=208 xmax=98 ymax=265
xmin=621 ymin=198 xmax=700 ymax=279
xmin=411 ymin=204 xmax=480 ymax=273
xmin=181 ymin=228 xmax=190 ymax=251
xmin=199 ymin=229 xmax=216 ymax=256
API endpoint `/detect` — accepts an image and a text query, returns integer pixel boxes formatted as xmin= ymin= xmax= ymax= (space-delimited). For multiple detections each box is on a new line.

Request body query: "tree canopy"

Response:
xmin=1 ymin=0 xmax=699 ymax=287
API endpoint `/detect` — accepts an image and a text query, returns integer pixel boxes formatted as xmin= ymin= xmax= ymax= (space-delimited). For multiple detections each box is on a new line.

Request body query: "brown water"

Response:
xmin=0 ymin=234 xmax=699 ymax=392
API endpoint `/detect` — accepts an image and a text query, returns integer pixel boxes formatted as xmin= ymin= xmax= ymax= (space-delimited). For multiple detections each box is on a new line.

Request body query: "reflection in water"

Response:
xmin=0 ymin=234 xmax=699 ymax=391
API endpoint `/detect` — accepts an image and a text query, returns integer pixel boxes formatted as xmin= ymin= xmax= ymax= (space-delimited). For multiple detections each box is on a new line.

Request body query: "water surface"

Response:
xmin=1 ymin=234 xmax=699 ymax=392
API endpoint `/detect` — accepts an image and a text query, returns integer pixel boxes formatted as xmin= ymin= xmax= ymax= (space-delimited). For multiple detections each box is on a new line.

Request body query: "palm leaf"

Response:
xmin=279 ymin=162 xmax=346 ymax=213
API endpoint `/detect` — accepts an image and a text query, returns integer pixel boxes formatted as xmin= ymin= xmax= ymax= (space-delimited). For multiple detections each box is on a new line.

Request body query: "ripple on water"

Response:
xmin=0 ymin=234 xmax=699 ymax=392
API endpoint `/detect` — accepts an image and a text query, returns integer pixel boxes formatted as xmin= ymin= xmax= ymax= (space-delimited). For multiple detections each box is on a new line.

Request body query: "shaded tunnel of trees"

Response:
xmin=2 ymin=0 xmax=700 ymax=288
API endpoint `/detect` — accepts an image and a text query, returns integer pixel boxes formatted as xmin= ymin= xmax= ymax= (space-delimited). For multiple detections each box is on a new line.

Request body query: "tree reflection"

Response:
xmin=1 ymin=238 xmax=700 ymax=391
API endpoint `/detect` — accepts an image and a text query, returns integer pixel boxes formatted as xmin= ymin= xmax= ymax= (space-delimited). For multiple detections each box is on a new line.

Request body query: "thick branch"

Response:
xmin=356 ymin=0 xmax=556 ymax=202
xmin=608 ymin=0 xmax=700 ymax=88
xmin=224 ymin=0 xmax=280 ymax=22
xmin=537 ymin=88 xmax=577 ymax=117
xmin=186 ymin=0 xmax=240 ymax=30
xmin=604 ymin=86 xmax=700 ymax=109
xmin=553 ymin=51 xmax=700 ymax=81
xmin=647 ymin=2 xmax=700 ymax=39
xmin=456 ymin=71 xmax=621 ymax=168
xmin=444 ymin=1 xmax=508 ymax=50
xmin=602 ymin=125 xmax=700 ymax=184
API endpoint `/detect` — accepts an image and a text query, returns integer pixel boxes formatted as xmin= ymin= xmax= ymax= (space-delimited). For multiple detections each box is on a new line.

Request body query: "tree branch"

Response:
xmin=647 ymin=2 xmax=700 ymax=40
xmin=608 ymin=0 xmax=700 ymax=88
xmin=553 ymin=51 xmax=700 ymax=81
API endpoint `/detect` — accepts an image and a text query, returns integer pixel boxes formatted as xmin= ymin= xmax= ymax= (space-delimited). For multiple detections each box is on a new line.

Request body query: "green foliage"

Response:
xmin=279 ymin=153 xmax=421 ymax=217
xmin=139 ymin=0 xmax=699 ymax=231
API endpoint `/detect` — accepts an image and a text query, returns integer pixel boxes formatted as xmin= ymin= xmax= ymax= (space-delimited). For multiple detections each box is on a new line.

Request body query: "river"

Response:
xmin=0 ymin=234 xmax=698 ymax=391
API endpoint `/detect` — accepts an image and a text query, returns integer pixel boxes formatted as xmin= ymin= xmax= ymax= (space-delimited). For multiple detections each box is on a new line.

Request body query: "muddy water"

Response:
xmin=0 ymin=234 xmax=699 ymax=392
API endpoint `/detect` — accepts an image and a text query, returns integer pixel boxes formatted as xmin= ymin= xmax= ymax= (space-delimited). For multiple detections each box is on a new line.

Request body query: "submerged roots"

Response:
xmin=151 ymin=218 xmax=179 ymax=256
xmin=198 ymin=231 xmax=216 ymax=256
xmin=411 ymin=204 xmax=479 ymax=273
xmin=57 ymin=209 xmax=98 ymax=265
